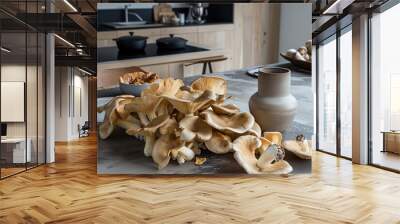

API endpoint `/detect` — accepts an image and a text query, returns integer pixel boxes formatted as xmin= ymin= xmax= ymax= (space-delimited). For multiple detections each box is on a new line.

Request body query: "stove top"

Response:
xmin=98 ymin=43 xmax=209 ymax=63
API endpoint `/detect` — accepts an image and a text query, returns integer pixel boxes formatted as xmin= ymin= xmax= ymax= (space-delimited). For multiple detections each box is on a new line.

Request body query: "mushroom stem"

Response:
xmin=138 ymin=112 xmax=149 ymax=126
xmin=144 ymin=134 xmax=156 ymax=157
xmin=171 ymin=146 xmax=195 ymax=164
xmin=147 ymin=111 xmax=157 ymax=121
xmin=256 ymin=145 xmax=278 ymax=169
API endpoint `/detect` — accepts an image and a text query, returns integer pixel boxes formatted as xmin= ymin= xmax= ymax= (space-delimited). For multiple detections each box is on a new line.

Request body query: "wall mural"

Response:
xmin=96 ymin=3 xmax=313 ymax=175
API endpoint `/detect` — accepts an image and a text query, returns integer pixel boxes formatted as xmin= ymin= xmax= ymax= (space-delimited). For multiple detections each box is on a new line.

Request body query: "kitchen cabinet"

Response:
xmin=234 ymin=4 xmax=280 ymax=67
xmin=97 ymin=31 xmax=117 ymax=48
xmin=140 ymin=64 xmax=169 ymax=78
xmin=97 ymin=24 xmax=234 ymax=77
xmin=140 ymin=63 xmax=187 ymax=80
xmin=97 ymin=4 xmax=279 ymax=76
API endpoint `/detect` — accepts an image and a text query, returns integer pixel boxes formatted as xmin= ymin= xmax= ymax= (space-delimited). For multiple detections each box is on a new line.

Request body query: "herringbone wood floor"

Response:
xmin=1 ymin=135 xmax=400 ymax=224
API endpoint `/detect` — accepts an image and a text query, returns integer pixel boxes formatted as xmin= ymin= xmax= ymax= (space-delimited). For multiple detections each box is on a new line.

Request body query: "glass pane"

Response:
xmin=27 ymin=30 xmax=38 ymax=169
xmin=38 ymin=33 xmax=46 ymax=165
xmin=1 ymin=31 xmax=27 ymax=177
xmin=318 ymin=36 xmax=337 ymax=154
xmin=340 ymin=28 xmax=352 ymax=158
xmin=371 ymin=3 xmax=400 ymax=171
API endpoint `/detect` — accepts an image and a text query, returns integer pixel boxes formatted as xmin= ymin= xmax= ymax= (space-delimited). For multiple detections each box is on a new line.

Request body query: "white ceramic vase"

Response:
xmin=249 ymin=67 xmax=297 ymax=132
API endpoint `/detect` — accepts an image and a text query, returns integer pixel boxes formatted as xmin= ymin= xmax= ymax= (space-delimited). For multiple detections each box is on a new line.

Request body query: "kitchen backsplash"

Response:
xmin=97 ymin=3 xmax=233 ymax=29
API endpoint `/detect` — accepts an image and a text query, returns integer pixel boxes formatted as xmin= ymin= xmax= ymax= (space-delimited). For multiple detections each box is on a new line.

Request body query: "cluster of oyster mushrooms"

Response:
xmin=98 ymin=76 xmax=311 ymax=174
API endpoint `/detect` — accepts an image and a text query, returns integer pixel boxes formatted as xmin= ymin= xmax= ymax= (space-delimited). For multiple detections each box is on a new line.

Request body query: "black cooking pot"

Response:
xmin=113 ymin=32 xmax=148 ymax=52
xmin=156 ymin=34 xmax=188 ymax=50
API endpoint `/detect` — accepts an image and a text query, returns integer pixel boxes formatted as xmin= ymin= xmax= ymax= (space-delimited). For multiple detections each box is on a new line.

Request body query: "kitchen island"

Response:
xmin=97 ymin=63 xmax=313 ymax=175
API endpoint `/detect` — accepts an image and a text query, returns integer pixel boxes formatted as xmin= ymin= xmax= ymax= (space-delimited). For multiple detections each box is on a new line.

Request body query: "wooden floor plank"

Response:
xmin=0 ymin=135 xmax=400 ymax=224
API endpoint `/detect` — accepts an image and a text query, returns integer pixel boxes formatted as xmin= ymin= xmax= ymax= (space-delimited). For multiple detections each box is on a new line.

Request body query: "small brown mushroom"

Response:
xmin=171 ymin=146 xmax=195 ymax=165
xmin=186 ymin=141 xmax=201 ymax=155
xmin=282 ymin=135 xmax=312 ymax=159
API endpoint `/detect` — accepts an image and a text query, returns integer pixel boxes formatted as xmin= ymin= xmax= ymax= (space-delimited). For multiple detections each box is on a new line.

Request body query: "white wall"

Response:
xmin=278 ymin=3 xmax=312 ymax=62
xmin=1 ymin=65 xmax=35 ymax=138
xmin=54 ymin=67 xmax=89 ymax=141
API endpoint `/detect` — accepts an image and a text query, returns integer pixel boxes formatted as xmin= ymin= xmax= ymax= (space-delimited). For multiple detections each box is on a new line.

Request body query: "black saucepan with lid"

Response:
xmin=113 ymin=32 xmax=148 ymax=52
xmin=156 ymin=34 xmax=188 ymax=50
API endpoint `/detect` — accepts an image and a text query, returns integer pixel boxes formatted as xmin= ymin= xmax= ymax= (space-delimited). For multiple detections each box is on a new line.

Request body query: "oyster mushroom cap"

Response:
xmin=201 ymin=110 xmax=255 ymax=135
xmin=297 ymin=46 xmax=308 ymax=56
xmin=246 ymin=122 xmax=262 ymax=137
xmin=211 ymin=103 xmax=240 ymax=115
xmin=257 ymin=144 xmax=293 ymax=174
xmin=152 ymin=134 xmax=183 ymax=169
xmin=142 ymin=114 xmax=170 ymax=133
xmin=283 ymin=138 xmax=312 ymax=160
xmin=99 ymin=120 xmax=114 ymax=140
xmin=124 ymin=95 xmax=163 ymax=113
xmin=164 ymin=90 xmax=218 ymax=115
xmin=159 ymin=117 xmax=178 ymax=135
xmin=115 ymin=97 xmax=136 ymax=120
xmin=263 ymin=132 xmax=282 ymax=145
xmin=142 ymin=78 xmax=184 ymax=97
xmin=128 ymin=114 xmax=170 ymax=157
xmin=179 ymin=115 xmax=212 ymax=142
xmin=98 ymin=98 xmax=123 ymax=139
xmin=232 ymin=135 xmax=292 ymax=174
xmin=232 ymin=135 xmax=262 ymax=174
xmin=190 ymin=76 xmax=227 ymax=96
xmin=205 ymin=130 xmax=232 ymax=154
xmin=117 ymin=115 xmax=142 ymax=133
xmin=97 ymin=95 xmax=135 ymax=113
xmin=125 ymin=78 xmax=183 ymax=119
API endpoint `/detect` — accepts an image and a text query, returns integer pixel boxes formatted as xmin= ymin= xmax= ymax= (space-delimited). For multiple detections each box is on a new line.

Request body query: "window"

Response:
xmin=316 ymin=26 xmax=353 ymax=159
xmin=339 ymin=27 xmax=352 ymax=158
xmin=370 ymin=3 xmax=400 ymax=171
xmin=317 ymin=35 xmax=337 ymax=154
xmin=0 ymin=2 xmax=47 ymax=179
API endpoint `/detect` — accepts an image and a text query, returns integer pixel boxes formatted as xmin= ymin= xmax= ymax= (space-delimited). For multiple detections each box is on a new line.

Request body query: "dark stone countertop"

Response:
xmin=98 ymin=44 xmax=209 ymax=63
xmin=97 ymin=62 xmax=313 ymax=175
xmin=98 ymin=22 xmax=233 ymax=32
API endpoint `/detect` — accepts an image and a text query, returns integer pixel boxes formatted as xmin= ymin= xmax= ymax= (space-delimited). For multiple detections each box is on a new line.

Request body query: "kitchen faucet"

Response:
xmin=124 ymin=5 xmax=144 ymax=23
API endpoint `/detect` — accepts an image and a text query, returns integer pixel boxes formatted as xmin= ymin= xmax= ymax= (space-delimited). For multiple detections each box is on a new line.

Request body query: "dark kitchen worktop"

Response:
xmin=97 ymin=62 xmax=313 ymax=175
xmin=98 ymin=22 xmax=233 ymax=32
xmin=97 ymin=43 xmax=209 ymax=63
